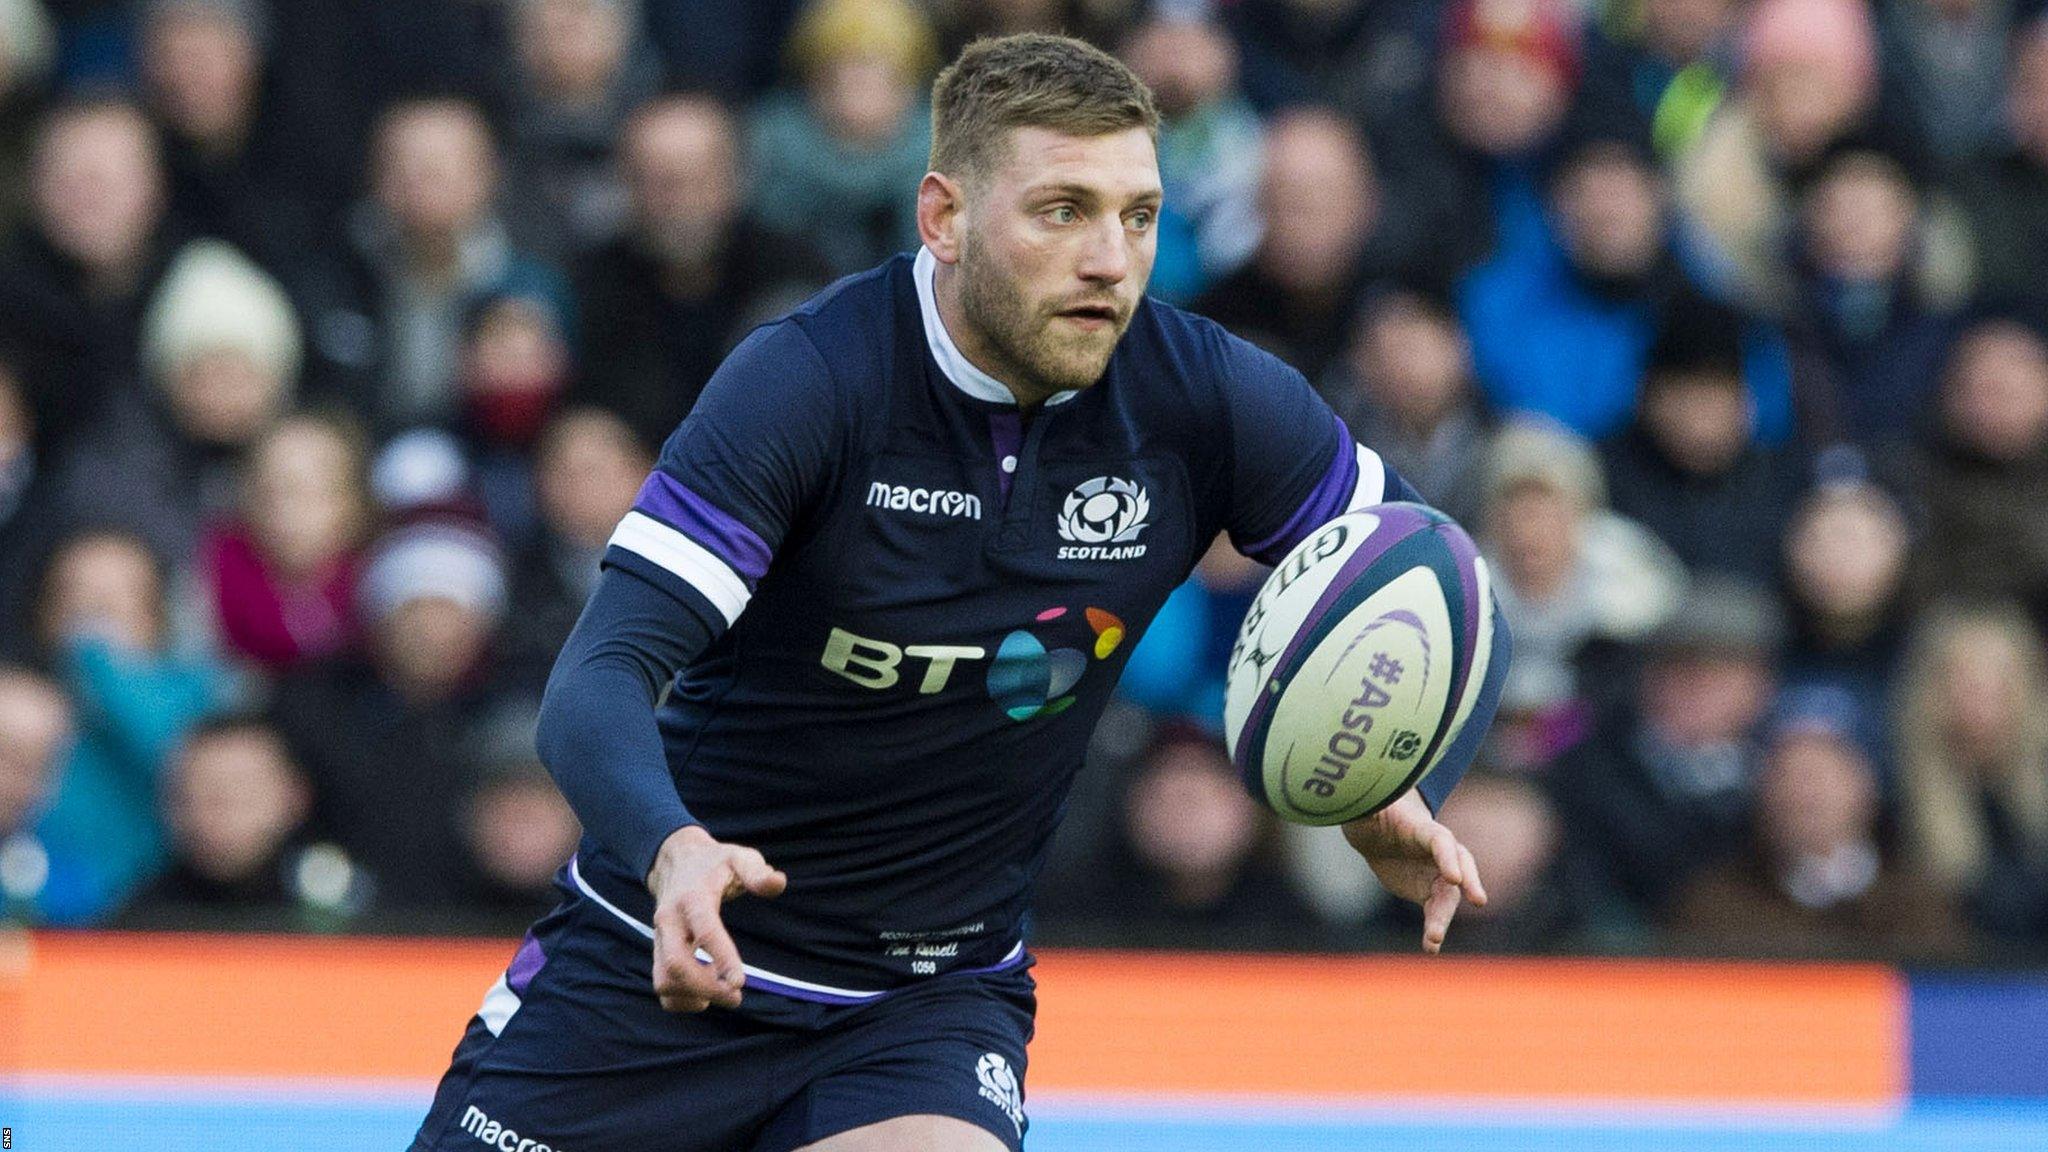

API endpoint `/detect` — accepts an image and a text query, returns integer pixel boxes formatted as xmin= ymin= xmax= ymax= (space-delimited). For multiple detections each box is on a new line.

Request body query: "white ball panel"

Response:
xmin=1223 ymin=512 xmax=1382 ymax=762
xmin=1260 ymin=565 xmax=1456 ymax=824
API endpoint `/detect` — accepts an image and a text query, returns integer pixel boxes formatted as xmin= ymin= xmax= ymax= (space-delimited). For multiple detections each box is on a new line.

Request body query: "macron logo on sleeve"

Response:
xmin=461 ymin=1105 xmax=563 ymax=1152
xmin=868 ymin=481 xmax=982 ymax=520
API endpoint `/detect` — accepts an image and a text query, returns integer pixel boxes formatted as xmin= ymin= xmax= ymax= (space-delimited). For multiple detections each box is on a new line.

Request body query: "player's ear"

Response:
xmin=918 ymin=171 xmax=966 ymax=264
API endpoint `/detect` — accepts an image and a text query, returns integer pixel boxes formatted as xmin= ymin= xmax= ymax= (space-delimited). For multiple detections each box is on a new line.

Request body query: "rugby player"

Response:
xmin=412 ymin=32 xmax=1507 ymax=1152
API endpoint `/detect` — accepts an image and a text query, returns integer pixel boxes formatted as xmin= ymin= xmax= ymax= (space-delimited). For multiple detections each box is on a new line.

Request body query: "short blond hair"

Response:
xmin=929 ymin=32 xmax=1159 ymax=184
xmin=786 ymin=0 xmax=936 ymax=82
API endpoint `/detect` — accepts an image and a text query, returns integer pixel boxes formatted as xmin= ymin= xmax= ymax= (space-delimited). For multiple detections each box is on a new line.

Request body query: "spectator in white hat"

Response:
xmin=1479 ymin=417 xmax=1686 ymax=773
xmin=359 ymin=517 xmax=509 ymax=701
xmin=57 ymin=237 xmax=303 ymax=567
xmin=144 ymin=238 xmax=302 ymax=442
xmin=267 ymin=511 xmax=517 ymax=910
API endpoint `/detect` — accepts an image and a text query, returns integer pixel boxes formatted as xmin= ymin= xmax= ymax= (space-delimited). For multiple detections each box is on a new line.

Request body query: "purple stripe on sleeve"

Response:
xmin=632 ymin=471 xmax=773 ymax=582
xmin=1241 ymin=414 xmax=1360 ymax=564
xmin=506 ymin=932 xmax=546 ymax=995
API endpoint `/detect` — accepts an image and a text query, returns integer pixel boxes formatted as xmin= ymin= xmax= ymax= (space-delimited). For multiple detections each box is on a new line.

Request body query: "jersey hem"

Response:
xmin=567 ymin=854 xmax=1027 ymax=1006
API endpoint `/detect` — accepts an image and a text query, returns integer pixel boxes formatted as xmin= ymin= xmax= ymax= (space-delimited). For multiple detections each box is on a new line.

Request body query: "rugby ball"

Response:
xmin=1224 ymin=504 xmax=1498 ymax=825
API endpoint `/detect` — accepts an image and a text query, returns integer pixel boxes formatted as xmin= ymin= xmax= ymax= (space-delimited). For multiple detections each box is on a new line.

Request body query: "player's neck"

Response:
xmin=931 ymin=262 xmax=1059 ymax=410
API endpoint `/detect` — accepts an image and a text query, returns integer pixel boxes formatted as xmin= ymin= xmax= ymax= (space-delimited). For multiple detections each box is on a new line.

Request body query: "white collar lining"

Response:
xmin=912 ymin=247 xmax=1079 ymax=408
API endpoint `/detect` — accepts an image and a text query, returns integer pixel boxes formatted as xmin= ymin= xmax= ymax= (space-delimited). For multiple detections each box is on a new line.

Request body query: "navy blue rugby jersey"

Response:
xmin=573 ymin=247 xmax=1431 ymax=1004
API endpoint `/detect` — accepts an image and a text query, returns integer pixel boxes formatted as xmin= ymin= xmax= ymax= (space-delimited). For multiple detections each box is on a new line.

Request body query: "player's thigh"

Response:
xmin=753 ymin=966 xmax=1036 ymax=1152
xmin=793 ymin=1114 xmax=1010 ymax=1152
xmin=411 ymin=897 xmax=792 ymax=1152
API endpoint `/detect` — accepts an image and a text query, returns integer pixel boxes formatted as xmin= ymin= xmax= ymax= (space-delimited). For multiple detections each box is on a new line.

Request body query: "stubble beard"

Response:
xmin=958 ymin=228 xmax=1122 ymax=398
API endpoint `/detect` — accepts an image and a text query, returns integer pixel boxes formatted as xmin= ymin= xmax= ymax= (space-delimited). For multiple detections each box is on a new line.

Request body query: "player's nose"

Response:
xmin=1075 ymin=216 xmax=1131 ymax=285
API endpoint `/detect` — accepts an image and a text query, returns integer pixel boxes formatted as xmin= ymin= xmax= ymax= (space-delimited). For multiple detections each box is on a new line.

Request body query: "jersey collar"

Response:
xmin=913 ymin=246 xmax=1079 ymax=408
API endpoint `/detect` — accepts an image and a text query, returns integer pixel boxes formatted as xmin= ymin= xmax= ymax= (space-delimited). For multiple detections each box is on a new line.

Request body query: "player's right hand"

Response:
xmin=644 ymin=824 xmax=788 ymax=1012
xmin=1342 ymin=789 xmax=1485 ymax=955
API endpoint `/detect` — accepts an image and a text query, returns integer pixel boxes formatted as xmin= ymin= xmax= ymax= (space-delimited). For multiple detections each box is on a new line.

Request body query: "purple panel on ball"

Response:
xmin=1433 ymin=518 xmax=1486 ymax=716
xmin=1232 ymin=504 xmax=1439 ymax=780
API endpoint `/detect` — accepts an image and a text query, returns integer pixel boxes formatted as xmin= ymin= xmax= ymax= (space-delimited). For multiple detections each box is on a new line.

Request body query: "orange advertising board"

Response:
xmin=0 ymin=932 xmax=1903 ymax=1104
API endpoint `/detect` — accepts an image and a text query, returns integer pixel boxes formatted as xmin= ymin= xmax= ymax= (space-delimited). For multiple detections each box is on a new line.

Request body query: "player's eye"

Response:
xmin=1126 ymin=210 xmax=1155 ymax=232
xmin=1046 ymin=205 xmax=1079 ymax=225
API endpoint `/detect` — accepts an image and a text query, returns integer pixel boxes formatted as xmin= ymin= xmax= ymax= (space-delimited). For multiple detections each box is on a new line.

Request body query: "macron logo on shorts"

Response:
xmin=975 ymin=1053 xmax=1024 ymax=1138
xmin=461 ymin=1105 xmax=562 ymax=1152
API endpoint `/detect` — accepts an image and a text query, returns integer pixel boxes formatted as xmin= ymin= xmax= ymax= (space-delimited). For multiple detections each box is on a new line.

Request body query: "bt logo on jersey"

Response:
xmin=820 ymin=628 xmax=984 ymax=694
xmin=820 ymin=606 xmax=1126 ymax=721
xmin=987 ymin=605 xmax=1124 ymax=719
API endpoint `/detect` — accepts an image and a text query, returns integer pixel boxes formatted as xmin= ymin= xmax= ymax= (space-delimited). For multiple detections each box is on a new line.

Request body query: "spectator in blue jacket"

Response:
xmin=1461 ymin=126 xmax=1794 ymax=443
xmin=29 ymin=527 xmax=228 ymax=922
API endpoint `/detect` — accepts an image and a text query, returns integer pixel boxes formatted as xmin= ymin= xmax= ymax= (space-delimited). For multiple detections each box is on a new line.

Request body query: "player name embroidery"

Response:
xmin=868 ymin=481 xmax=982 ymax=520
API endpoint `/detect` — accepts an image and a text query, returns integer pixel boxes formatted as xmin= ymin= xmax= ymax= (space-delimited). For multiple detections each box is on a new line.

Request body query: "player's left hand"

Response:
xmin=1342 ymin=789 xmax=1486 ymax=954
xmin=646 ymin=825 xmax=788 ymax=1012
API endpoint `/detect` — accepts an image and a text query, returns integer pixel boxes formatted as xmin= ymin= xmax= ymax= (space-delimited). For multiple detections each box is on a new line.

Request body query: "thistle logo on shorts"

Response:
xmin=868 ymin=480 xmax=982 ymax=520
xmin=975 ymin=1053 xmax=1025 ymax=1138
xmin=1057 ymin=476 xmax=1150 ymax=560
xmin=460 ymin=1105 xmax=562 ymax=1152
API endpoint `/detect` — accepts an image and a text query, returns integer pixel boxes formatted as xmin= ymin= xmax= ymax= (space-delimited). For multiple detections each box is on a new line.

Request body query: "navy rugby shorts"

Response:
xmin=408 ymin=882 xmax=1035 ymax=1152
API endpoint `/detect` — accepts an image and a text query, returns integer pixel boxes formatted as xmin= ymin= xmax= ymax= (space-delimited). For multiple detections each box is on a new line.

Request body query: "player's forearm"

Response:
xmin=536 ymin=566 xmax=720 ymax=882
xmin=1378 ymin=463 xmax=1425 ymax=509
xmin=537 ymin=654 xmax=698 ymax=882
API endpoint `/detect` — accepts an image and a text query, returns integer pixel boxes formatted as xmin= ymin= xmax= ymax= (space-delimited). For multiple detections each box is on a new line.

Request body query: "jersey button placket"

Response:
xmin=991 ymin=410 xmax=1052 ymax=553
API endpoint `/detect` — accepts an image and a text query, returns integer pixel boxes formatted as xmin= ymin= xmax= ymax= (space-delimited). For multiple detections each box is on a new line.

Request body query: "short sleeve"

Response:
xmin=602 ymin=320 xmax=838 ymax=629
xmin=1218 ymin=332 xmax=1405 ymax=565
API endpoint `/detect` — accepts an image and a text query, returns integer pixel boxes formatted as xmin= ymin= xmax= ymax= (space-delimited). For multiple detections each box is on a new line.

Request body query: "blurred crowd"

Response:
xmin=0 ymin=0 xmax=2046 ymax=962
